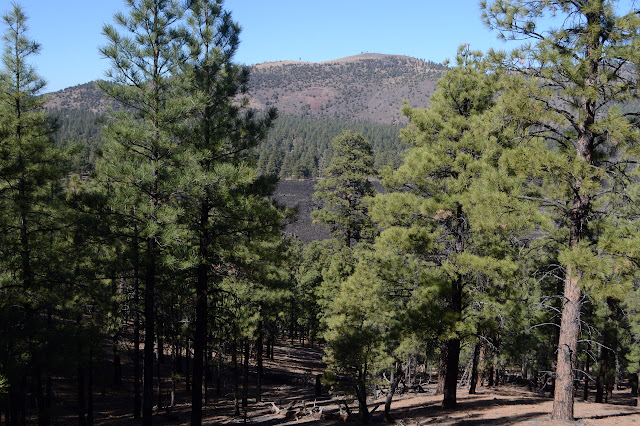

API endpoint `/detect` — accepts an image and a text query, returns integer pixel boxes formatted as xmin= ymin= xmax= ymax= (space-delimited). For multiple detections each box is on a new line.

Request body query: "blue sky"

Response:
xmin=8 ymin=0 xmax=635 ymax=92
xmin=9 ymin=0 xmax=506 ymax=92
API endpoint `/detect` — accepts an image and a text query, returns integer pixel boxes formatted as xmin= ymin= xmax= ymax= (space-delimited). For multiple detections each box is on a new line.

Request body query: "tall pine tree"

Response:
xmin=182 ymin=1 xmax=277 ymax=422
xmin=98 ymin=1 xmax=193 ymax=423
xmin=312 ymin=130 xmax=376 ymax=248
xmin=481 ymin=0 xmax=640 ymax=420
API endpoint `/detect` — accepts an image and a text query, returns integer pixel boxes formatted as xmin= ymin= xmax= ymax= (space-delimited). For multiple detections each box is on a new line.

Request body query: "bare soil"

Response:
xmin=50 ymin=341 xmax=640 ymax=425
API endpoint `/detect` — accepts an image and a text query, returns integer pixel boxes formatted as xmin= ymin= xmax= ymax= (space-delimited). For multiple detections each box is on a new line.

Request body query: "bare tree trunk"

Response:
xmin=242 ymin=339 xmax=249 ymax=408
xmin=88 ymin=347 xmax=94 ymax=426
xmin=185 ymin=340 xmax=190 ymax=392
xmin=384 ymin=364 xmax=403 ymax=422
xmin=132 ymin=231 xmax=141 ymax=419
xmin=551 ymin=265 xmax=582 ymax=420
xmin=596 ymin=348 xmax=608 ymax=403
xmin=477 ymin=338 xmax=486 ymax=387
xmin=112 ymin=280 xmax=122 ymax=388
xmin=232 ymin=338 xmax=239 ymax=416
xmin=436 ymin=342 xmax=447 ymax=395
xmin=469 ymin=339 xmax=481 ymax=394
xmin=143 ymin=237 xmax=156 ymax=426
xmin=354 ymin=373 xmax=369 ymax=424
xmin=78 ymin=360 xmax=86 ymax=426
xmin=637 ymin=362 xmax=640 ymax=407
xmin=583 ymin=351 xmax=590 ymax=401
xmin=191 ymin=200 xmax=209 ymax=426
xmin=256 ymin=332 xmax=263 ymax=403
xmin=157 ymin=338 xmax=162 ymax=410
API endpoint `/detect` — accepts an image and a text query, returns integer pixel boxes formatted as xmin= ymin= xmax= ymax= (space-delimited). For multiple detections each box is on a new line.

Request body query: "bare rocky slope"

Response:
xmin=45 ymin=53 xmax=445 ymax=124
xmin=247 ymin=53 xmax=445 ymax=124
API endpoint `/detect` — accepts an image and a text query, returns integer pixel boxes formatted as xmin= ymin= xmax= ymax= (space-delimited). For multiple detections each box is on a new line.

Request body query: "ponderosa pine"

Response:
xmin=369 ymin=46 xmax=521 ymax=409
xmin=312 ymin=130 xmax=376 ymax=248
xmin=183 ymin=1 xmax=278 ymax=422
xmin=0 ymin=5 xmax=70 ymax=424
xmin=481 ymin=0 xmax=640 ymax=420
xmin=98 ymin=1 xmax=192 ymax=423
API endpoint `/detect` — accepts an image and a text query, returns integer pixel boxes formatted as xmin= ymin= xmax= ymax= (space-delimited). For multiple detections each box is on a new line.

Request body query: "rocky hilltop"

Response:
xmin=45 ymin=54 xmax=445 ymax=124
xmin=248 ymin=53 xmax=445 ymax=124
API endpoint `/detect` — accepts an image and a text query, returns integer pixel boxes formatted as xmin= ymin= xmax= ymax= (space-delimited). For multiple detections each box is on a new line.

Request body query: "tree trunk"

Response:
xmin=232 ymin=338 xmax=239 ymax=416
xmin=242 ymin=339 xmax=249 ymax=408
xmin=192 ymin=200 xmax=209 ymax=425
xmin=156 ymin=347 xmax=162 ymax=410
xmin=596 ymin=347 xmax=608 ymax=403
xmin=355 ymin=374 xmax=369 ymax=424
xmin=78 ymin=360 xmax=86 ymax=426
xmin=88 ymin=347 xmax=94 ymax=426
xmin=442 ymin=275 xmax=463 ymax=409
xmin=550 ymin=265 xmax=582 ymax=420
xmin=35 ymin=363 xmax=48 ymax=426
xmin=442 ymin=336 xmax=460 ymax=408
xmin=185 ymin=340 xmax=190 ymax=392
xmin=256 ymin=332 xmax=263 ymax=403
xmin=583 ymin=351 xmax=590 ymax=401
xmin=143 ymin=237 xmax=156 ymax=426
xmin=8 ymin=376 xmax=27 ymax=425
xmin=637 ymin=362 xmax=640 ymax=407
xmin=384 ymin=364 xmax=403 ymax=422
xmin=171 ymin=342 xmax=177 ymax=408
xmin=270 ymin=335 xmax=275 ymax=360
xmin=133 ymin=231 xmax=141 ymax=419
xmin=469 ymin=339 xmax=481 ymax=394
xmin=435 ymin=341 xmax=447 ymax=395
xmin=112 ymin=338 xmax=121 ymax=387
xmin=477 ymin=338 xmax=486 ymax=387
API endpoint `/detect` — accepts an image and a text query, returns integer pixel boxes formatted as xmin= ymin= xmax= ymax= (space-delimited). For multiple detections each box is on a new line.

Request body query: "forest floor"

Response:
xmin=52 ymin=340 xmax=640 ymax=425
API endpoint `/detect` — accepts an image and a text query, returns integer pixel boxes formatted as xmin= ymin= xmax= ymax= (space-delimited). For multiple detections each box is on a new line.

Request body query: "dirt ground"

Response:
xmin=206 ymin=384 xmax=640 ymax=425
xmin=60 ymin=341 xmax=640 ymax=425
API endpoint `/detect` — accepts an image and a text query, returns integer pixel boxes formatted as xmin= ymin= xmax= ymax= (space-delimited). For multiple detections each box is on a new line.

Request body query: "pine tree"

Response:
xmin=98 ymin=1 xmax=193 ymax=423
xmin=369 ymin=46 xmax=517 ymax=409
xmin=0 ymin=4 xmax=70 ymax=424
xmin=481 ymin=0 xmax=640 ymax=419
xmin=182 ymin=1 xmax=277 ymax=422
xmin=312 ymin=130 xmax=376 ymax=248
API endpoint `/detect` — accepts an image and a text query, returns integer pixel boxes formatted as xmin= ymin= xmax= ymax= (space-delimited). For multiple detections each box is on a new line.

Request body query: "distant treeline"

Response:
xmin=51 ymin=109 xmax=406 ymax=177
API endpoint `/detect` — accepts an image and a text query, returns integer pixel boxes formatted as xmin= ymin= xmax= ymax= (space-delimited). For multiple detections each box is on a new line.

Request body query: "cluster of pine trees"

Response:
xmin=3 ymin=0 xmax=640 ymax=425
xmin=0 ymin=1 xmax=286 ymax=425
xmin=306 ymin=1 xmax=640 ymax=423
xmin=49 ymin=106 xmax=406 ymax=179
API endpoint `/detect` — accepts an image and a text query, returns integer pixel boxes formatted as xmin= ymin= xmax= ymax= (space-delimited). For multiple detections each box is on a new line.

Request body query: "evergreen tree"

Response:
xmin=97 ymin=1 xmax=193 ymax=423
xmin=369 ymin=47 xmax=517 ymax=408
xmin=0 ymin=4 xmax=71 ymax=424
xmin=312 ymin=130 xmax=376 ymax=248
xmin=182 ymin=1 xmax=277 ymax=422
xmin=481 ymin=0 xmax=640 ymax=419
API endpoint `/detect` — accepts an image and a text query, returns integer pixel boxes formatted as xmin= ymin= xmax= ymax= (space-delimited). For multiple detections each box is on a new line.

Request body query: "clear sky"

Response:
xmin=5 ymin=0 xmax=506 ymax=92
xmin=7 ymin=0 xmax=634 ymax=93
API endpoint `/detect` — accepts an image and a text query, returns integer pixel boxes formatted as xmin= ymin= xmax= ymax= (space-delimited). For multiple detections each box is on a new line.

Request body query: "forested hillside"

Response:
xmin=49 ymin=108 xmax=405 ymax=178
xmin=45 ymin=54 xmax=445 ymax=124
xmin=4 ymin=1 xmax=640 ymax=426
xmin=46 ymin=54 xmax=441 ymax=176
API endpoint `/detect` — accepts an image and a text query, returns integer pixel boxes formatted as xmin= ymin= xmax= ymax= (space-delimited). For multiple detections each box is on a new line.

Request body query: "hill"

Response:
xmin=45 ymin=54 xmax=446 ymax=177
xmin=44 ymin=54 xmax=445 ymax=241
xmin=247 ymin=53 xmax=446 ymax=124
xmin=44 ymin=54 xmax=445 ymax=124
